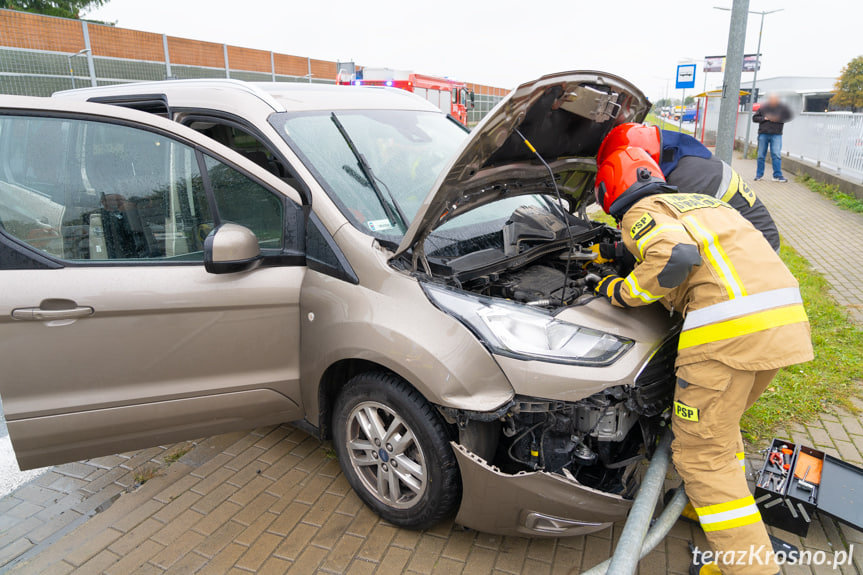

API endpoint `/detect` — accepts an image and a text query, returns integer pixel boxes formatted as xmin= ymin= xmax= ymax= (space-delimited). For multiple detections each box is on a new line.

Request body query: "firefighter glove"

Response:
xmin=595 ymin=275 xmax=623 ymax=301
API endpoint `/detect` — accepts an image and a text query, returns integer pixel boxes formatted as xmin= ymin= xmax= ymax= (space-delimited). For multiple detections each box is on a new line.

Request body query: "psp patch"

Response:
xmin=629 ymin=213 xmax=656 ymax=240
xmin=674 ymin=401 xmax=699 ymax=422
xmin=659 ymin=194 xmax=725 ymax=213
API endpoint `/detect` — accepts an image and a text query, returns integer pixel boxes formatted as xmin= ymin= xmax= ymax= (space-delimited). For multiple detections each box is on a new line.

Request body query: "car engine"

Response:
xmin=451 ymin=205 xmax=631 ymax=309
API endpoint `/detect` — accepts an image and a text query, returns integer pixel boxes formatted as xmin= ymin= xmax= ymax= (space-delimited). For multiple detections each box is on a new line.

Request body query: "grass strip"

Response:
xmin=742 ymin=243 xmax=862 ymax=441
xmin=796 ymin=173 xmax=863 ymax=214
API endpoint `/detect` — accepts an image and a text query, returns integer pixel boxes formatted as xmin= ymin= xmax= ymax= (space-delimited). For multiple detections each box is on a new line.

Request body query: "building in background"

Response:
xmin=740 ymin=76 xmax=837 ymax=113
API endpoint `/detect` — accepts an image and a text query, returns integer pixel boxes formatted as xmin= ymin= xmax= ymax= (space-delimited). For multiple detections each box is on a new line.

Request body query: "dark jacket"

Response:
xmin=659 ymin=131 xmax=781 ymax=251
xmin=753 ymin=102 xmax=792 ymax=135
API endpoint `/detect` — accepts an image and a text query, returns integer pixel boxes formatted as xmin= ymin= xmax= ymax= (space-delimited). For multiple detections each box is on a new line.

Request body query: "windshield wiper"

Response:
xmin=330 ymin=112 xmax=408 ymax=229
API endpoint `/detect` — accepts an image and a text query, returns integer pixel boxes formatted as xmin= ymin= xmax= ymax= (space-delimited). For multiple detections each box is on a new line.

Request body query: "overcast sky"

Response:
xmin=85 ymin=0 xmax=860 ymax=102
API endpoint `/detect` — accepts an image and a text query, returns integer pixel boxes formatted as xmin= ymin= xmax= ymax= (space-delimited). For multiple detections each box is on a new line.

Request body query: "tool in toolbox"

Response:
xmin=754 ymin=438 xmax=863 ymax=537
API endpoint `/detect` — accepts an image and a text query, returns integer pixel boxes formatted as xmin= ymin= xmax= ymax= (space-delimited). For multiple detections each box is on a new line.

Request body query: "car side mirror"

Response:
xmin=204 ymin=223 xmax=262 ymax=274
xmin=469 ymin=90 xmax=476 ymax=109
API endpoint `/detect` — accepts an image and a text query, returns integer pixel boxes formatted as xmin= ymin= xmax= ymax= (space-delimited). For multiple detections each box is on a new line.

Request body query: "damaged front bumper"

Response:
xmin=452 ymin=442 xmax=634 ymax=537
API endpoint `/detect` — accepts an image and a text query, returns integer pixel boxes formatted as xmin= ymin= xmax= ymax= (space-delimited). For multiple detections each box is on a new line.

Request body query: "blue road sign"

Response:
xmin=676 ymin=64 xmax=697 ymax=89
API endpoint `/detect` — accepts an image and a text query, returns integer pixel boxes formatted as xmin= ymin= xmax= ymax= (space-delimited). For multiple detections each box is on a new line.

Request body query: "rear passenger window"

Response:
xmin=0 ymin=115 xmax=213 ymax=262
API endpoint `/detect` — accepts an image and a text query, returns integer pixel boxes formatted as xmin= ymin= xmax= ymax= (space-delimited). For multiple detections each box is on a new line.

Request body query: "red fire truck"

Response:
xmin=336 ymin=67 xmax=475 ymax=125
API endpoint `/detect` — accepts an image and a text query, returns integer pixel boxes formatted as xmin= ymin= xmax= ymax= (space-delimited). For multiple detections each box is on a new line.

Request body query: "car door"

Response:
xmin=0 ymin=97 xmax=306 ymax=470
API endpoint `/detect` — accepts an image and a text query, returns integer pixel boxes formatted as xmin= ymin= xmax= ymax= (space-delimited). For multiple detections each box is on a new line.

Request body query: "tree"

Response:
xmin=1 ymin=0 xmax=107 ymax=19
xmin=683 ymin=95 xmax=695 ymax=106
xmin=831 ymin=56 xmax=863 ymax=112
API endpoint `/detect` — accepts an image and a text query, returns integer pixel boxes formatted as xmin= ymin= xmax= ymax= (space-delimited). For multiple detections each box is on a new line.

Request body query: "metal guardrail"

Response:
xmin=737 ymin=111 xmax=863 ymax=182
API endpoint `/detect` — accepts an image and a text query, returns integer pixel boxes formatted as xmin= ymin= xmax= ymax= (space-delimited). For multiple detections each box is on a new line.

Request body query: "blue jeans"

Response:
xmin=756 ymin=133 xmax=783 ymax=178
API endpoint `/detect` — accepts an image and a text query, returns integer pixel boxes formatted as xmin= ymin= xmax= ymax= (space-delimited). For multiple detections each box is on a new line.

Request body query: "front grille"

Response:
xmin=631 ymin=335 xmax=679 ymax=417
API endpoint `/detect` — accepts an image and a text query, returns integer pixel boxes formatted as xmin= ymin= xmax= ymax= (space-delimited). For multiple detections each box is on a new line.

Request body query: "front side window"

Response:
xmin=274 ymin=109 xmax=466 ymax=240
xmin=0 ymin=115 xmax=212 ymax=261
xmin=204 ymin=155 xmax=283 ymax=251
xmin=0 ymin=115 xmax=292 ymax=264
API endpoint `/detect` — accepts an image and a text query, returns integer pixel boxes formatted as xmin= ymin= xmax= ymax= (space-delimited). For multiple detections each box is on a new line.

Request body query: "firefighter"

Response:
xmin=593 ymin=146 xmax=813 ymax=575
xmin=596 ymin=123 xmax=780 ymax=251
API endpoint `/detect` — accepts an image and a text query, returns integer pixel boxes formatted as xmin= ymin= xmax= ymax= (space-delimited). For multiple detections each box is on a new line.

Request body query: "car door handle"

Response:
xmin=11 ymin=306 xmax=95 ymax=321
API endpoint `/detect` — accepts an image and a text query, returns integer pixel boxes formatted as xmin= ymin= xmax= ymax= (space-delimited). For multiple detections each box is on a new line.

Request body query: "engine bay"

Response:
xmin=428 ymin=204 xmax=634 ymax=310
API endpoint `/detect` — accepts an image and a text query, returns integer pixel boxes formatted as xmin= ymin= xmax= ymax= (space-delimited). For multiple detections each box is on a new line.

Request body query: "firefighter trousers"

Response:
xmin=672 ymin=360 xmax=780 ymax=575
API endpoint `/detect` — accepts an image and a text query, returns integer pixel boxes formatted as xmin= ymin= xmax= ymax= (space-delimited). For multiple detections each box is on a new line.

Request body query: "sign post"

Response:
xmin=675 ymin=64 xmax=697 ymax=132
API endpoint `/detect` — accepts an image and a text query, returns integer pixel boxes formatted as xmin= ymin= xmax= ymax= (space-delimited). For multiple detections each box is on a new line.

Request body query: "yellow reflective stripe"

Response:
xmin=695 ymin=495 xmax=761 ymax=532
xmin=684 ymin=217 xmax=747 ymax=299
xmin=701 ymin=510 xmax=763 ymax=532
xmin=679 ymin=304 xmax=808 ymax=350
xmin=736 ymin=452 xmax=746 ymax=470
xmin=683 ymin=287 xmax=803 ymax=331
xmin=624 ymin=274 xmax=661 ymax=303
xmin=635 ymin=223 xmax=688 ymax=259
xmin=720 ymin=170 xmax=741 ymax=203
xmin=695 ymin=494 xmax=756 ymax=516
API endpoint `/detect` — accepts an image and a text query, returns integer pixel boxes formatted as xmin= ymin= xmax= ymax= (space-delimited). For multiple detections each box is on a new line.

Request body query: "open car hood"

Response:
xmin=394 ymin=71 xmax=650 ymax=260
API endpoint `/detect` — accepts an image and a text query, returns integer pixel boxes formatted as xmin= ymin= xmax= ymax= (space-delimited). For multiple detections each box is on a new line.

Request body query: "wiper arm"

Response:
xmin=330 ymin=112 xmax=407 ymax=228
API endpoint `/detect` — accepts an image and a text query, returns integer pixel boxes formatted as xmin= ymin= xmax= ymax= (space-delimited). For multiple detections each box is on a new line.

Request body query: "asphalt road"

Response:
xmin=0 ymin=396 xmax=47 ymax=498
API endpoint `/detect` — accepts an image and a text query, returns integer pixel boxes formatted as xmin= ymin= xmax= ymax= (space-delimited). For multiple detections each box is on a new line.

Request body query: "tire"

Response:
xmin=332 ymin=372 xmax=461 ymax=529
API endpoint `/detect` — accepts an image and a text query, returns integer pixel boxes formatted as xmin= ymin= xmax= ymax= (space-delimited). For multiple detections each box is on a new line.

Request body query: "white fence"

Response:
xmin=736 ymin=112 xmax=863 ymax=182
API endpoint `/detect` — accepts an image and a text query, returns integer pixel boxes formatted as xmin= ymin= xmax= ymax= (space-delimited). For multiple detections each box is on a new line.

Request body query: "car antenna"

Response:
xmin=514 ymin=127 xmax=575 ymax=306
xmin=330 ymin=112 xmax=408 ymax=228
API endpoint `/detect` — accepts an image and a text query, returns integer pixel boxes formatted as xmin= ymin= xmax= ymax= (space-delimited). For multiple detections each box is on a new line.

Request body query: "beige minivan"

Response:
xmin=0 ymin=71 xmax=677 ymax=537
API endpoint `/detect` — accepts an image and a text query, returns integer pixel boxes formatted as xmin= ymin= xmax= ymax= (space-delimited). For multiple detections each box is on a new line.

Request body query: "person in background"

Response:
xmin=753 ymin=93 xmax=793 ymax=182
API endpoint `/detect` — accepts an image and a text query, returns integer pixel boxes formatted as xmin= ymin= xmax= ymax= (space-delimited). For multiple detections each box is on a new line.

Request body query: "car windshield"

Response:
xmin=274 ymin=109 xmax=465 ymax=239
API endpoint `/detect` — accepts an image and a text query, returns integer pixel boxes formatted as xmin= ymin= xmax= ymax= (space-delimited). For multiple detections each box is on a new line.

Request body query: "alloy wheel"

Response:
xmin=345 ymin=401 xmax=428 ymax=509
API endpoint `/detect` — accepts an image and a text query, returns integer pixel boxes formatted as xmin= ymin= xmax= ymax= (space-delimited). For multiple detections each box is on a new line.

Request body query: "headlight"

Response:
xmin=423 ymin=283 xmax=633 ymax=366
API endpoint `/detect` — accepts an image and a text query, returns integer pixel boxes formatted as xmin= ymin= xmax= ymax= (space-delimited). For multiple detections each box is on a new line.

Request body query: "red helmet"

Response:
xmin=595 ymin=147 xmax=666 ymax=215
xmin=597 ymin=123 xmax=662 ymax=166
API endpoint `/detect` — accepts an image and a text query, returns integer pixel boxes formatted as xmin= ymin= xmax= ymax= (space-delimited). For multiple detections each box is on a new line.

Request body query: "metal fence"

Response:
xmin=0 ymin=9 xmax=339 ymax=96
xmin=737 ymin=111 xmax=863 ymax=182
xmin=0 ymin=9 xmax=506 ymax=122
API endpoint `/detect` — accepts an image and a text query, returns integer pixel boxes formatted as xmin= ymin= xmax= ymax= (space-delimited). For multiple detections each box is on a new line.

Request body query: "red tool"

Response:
xmin=768 ymin=451 xmax=784 ymax=471
xmin=780 ymin=448 xmax=793 ymax=470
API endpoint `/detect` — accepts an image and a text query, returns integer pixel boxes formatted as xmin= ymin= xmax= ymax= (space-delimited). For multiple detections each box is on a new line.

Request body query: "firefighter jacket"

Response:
xmin=660 ymin=131 xmax=780 ymax=251
xmin=608 ymin=192 xmax=813 ymax=371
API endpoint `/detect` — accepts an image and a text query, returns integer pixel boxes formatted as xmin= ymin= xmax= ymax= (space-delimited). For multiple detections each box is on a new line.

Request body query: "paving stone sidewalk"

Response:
xmin=1 ymin=424 xmax=706 ymax=575
xmin=0 ymin=158 xmax=861 ymax=574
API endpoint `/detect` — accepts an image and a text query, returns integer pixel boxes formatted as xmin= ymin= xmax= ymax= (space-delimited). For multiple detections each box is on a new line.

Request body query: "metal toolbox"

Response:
xmin=754 ymin=438 xmax=863 ymax=537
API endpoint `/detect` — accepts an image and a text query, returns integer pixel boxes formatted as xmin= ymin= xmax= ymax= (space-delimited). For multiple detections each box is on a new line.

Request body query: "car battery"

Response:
xmin=754 ymin=438 xmax=863 ymax=537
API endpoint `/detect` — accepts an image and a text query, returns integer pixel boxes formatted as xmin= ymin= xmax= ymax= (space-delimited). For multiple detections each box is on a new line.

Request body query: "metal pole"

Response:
xmin=66 ymin=49 xmax=90 ymax=90
xmin=742 ymin=13 xmax=764 ymax=157
xmin=307 ymin=57 xmax=312 ymax=83
xmin=67 ymin=54 xmax=75 ymax=89
xmin=678 ymin=88 xmax=685 ymax=133
xmin=715 ymin=0 xmax=750 ymax=164
xmin=223 ymin=44 xmax=230 ymax=79
xmin=661 ymin=80 xmax=668 ymax=131
xmin=162 ymin=33 xmax=172 ymax=79
xmin=270 ymin=51 xmax=276 ymax=81
xmin=604 ymin=431 xmax=674 ymax=575
xmin=81 ymin=22 xmax=97 ymax=88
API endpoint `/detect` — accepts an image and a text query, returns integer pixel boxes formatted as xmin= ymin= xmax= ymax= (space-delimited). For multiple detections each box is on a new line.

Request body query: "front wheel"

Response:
xmin=332 ymin=372 xmax=461 ymax=529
